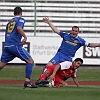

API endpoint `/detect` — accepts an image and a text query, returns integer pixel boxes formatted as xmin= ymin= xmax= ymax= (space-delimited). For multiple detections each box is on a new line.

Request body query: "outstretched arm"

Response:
xmin=72 ymin=77 xmax=80 ymax=87
xmin=43 ymin=17 xmax=60 ymax=35
xmin=89 ymin=43 xmax=100 ymax=47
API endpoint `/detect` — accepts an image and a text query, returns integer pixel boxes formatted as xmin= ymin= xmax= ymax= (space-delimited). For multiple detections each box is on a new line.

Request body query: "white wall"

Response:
xmin=0 ymin=36 xmax=100 ymax=65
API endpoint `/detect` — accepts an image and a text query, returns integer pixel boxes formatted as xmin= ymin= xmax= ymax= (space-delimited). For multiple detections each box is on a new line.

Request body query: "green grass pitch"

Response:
xmin=0 ymin=66 xmax=100 ymax=100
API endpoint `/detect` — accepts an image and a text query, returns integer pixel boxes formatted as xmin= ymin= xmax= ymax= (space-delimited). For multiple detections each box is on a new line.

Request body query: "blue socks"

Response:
xmin=25 ymin=63 xmax=33 ymax=82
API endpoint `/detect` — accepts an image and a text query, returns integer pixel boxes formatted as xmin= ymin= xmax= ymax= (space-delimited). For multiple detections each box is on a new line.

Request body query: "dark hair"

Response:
xmin=72 ymin=26 xmax=79 ymax=31
xmin=14 ymin=6 xmax=22 ymax=15
xmin=74 ymin=58 xmax=83 ymax=64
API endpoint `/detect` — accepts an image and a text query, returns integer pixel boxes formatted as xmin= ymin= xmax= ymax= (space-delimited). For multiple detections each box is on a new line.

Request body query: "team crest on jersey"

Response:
xmin=74 ymin=40 xmax=78 ymax=44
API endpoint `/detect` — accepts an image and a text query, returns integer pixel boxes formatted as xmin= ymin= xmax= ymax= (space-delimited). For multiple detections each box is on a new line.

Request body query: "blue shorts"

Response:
xmin=1 ymin=45 xmax=31 ymax=62
xmin=49 ymin=52 xmax=72 ymax=64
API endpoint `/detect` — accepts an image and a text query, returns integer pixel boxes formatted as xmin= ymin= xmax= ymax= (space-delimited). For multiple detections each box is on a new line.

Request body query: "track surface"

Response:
xmin=0 ymin=80 xmax=100 ymax=86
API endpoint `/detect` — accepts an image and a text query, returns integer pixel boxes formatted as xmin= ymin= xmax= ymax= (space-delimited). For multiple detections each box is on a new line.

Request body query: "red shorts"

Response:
xmin=45 ymin=65 xmax=66 ymax=87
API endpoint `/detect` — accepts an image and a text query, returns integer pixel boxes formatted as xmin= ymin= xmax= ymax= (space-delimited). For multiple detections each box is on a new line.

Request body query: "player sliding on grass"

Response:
xmin=0 ymin=6 xmax=37 ymax=88
xmin=35 ymin=58 xmax=83 ymax=87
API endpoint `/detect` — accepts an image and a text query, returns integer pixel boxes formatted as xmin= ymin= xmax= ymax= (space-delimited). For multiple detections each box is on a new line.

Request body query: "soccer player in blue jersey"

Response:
xmin=0 ymin=6 xmax=37 ymax=88
xmin=43 ymin=17 xmax=100 ymax=66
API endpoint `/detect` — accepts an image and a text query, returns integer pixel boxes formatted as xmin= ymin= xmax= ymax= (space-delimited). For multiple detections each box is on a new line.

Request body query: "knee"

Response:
xmin=30 ymin=59 xmax=34 ymax=64
xmin=46 ymin=62 xmax=53 ymax=67
xmin=0 ymin=62 xmax=6 ymax=68
xmin=26 ymin=58 xmax=34 ymax=64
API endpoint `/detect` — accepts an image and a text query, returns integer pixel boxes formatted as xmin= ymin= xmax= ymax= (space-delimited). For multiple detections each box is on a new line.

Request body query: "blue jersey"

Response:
xmin=58 ymin=31 xmax=90 ymax=58
xmin=49 ymin=31 xmax=90 ymax=64
xmin=1 ymin=16 xmax=31 ymax=62
xmin=4 ymin=16 xmax=25 ymax=46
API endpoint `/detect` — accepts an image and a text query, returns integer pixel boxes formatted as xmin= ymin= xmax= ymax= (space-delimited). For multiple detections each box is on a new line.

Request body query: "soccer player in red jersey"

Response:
xmin=35 ymin=58 xmax=83 ymax=87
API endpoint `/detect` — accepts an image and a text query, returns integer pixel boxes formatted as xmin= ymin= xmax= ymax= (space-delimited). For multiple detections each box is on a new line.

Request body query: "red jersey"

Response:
xmin=45 ymin=64 xmax=76 ymax=83
xmin=54 ymin=65 xmax=76 ymax=83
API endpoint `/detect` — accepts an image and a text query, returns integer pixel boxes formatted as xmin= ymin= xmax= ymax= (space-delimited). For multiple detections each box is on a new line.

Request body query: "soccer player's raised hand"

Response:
xmin=43 ymin=17 xmax=50 ymax=24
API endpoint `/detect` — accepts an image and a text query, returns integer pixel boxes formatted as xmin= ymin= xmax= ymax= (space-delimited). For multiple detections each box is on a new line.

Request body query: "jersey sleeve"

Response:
xmin=59 ymin=31 xmax=69 ymax=38
xmin=59 ymin=61 xmax=72 ymax=70
xmin=17 ymin=18 xmax=25 ymax=28
xmin=78 ymin=36 xmax=90 ymax=47
xmin=85 ymin=42 xmax=90 ymax=47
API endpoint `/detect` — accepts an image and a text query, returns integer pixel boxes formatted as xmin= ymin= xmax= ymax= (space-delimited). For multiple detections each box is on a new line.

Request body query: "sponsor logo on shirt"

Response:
xmin=65 ymin=40 xmax=77 ymax=46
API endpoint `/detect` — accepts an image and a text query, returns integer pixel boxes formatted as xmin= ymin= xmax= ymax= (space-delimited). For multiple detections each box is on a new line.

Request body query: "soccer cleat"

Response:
xmin=35 ymin=80 xmax=49 ymax=85
xmin=24 ymin=82 xmax=38 ymax=88
xmin=38 ymin=83 xmax=48 ymax=87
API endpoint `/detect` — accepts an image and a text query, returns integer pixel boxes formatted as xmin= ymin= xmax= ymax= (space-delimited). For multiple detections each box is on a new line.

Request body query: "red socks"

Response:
xmin=39 ymin=74 xmax=47 ymax=80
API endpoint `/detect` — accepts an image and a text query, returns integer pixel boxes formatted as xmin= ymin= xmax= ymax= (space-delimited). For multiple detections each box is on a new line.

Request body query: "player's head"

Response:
xmin=73 ymin=58 xmax=83 ymax=70
xmin=71 ymin=26 xmax=79 ymax=38
xmin=14 ymin=6 xmax=22 ymax=16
